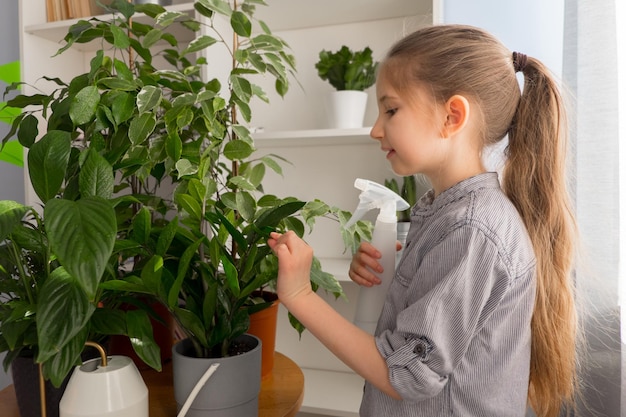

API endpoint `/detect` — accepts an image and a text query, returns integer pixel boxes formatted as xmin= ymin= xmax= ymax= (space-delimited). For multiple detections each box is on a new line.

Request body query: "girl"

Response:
xmin=268 ymin=24 xmax=577 ymax=417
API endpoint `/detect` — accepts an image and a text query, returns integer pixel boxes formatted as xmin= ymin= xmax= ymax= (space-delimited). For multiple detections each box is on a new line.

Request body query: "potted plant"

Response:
xmin=315 ymin=45 xmax=379 ymax=128
xmin=384 ymin=175 xmax=429 ymax=262
xmin=0 ymin=139 xmax=153 ymax=417
xmin=4 ymin=1 xmax=371 ymax=415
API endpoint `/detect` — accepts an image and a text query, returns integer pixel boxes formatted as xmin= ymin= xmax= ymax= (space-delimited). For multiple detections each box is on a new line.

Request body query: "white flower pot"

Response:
xmin=325 ymin=90 xmax=368 ymax=129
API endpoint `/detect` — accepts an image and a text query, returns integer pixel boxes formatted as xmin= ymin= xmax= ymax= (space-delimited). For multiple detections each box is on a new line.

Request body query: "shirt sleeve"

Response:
xmin=375 ymin=225 xmax=512 ymax=402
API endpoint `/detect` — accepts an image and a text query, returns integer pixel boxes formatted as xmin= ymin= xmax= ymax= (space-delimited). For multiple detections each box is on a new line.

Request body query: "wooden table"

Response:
xmin=0 ymin=352 xmax=304 ymax=417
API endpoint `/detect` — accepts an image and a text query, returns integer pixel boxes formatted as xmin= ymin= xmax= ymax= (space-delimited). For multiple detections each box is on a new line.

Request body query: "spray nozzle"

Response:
xmin=343 ymin=178 xmax=410 ymax=229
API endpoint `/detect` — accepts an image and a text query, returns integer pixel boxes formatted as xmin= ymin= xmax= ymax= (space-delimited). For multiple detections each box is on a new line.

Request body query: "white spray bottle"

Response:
xmin=344 ymin=178 xmax=410 ymax=334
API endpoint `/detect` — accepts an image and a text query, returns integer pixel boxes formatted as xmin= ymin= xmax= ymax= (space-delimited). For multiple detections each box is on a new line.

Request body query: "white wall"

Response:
xmin=441 ymin=0 xmax=564 ymax=76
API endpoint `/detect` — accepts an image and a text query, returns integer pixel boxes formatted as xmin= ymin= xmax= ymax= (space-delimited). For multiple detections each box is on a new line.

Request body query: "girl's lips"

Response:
xmin=385 ymin=149 xmax=396 ymax=159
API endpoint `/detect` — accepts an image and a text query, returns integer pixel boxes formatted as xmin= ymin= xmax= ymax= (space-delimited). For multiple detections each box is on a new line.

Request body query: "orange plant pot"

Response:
xmin=247 ymin=295 xmax=280 ymax=378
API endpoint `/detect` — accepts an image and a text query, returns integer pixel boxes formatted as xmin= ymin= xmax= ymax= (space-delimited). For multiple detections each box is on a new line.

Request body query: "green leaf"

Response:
xmin=90 ymin=308 xmax=127 ymax=335
xmin=44 ymin=198 xmax=117 ymax=299
xmin=256 ymin=201 xmax=305 ymax=229
xmin=155 ymin=217 xmax=179 ymax=257
xmin=142 ymin=28 xmax=163 ymax=48
xmin=98 ymin=77 xmax=137 ymax=91
xmin=110 ymin=24 xmax=131 ymax=49
xmin=36 ymin=267 xmax=95 ymax=364
xmin=79 ymin=149 xmax=114 ymax=199
xmin=176 ymin=194 xmax=202 ymax=222
xmin=196 ymin=0 xmax=232 ymax=17
xmin=182 ymin=35 xmax=218 ymax=55
xmin=137 ymin=85 xmax=162 ymax=114
xmin=127 ymin=309 xmax=162 ymax=371
xmin=310 ymin=257 xmax=343 ymax=296
xmin=221 ymin=255 xmax=239 ymax=297
xmin=70 ymin=86 xmax=100 ymax=126
xmin=111 ymin=91 xmax=135 ymax=125
xmin=140 ymin=255 xmax=164 ymax=298
xmin=129 ymin=112 xmax=157 ymax=145
xmin=132 ymin=207 xmax=151 ymax=245
xmin=169 ymin=238 xmax=203 ymax=308
xmin=155 ymin=10 xmax=186 ymax=27
xmin=17 ymin=114 xmax=38 ymax=148
xmin=0 ymin=201 xmax=28 ymax=242
xmin=235 ymin=190 xmax=256 ymax=222
xmin=230 ymin=75 xmax=252 ymax=102
xmin=166 ymin=132 xmax=183 ymax=161
xmin=113 ymin=58 xmax=134 ymax=81
xmin=230 ymin=11 xmax=251 ymax=37
xmin=42 ymin=326 xmax=89 ymax=388
xmin=173 ymin=306 xmax=207 ymax=347
xmin=223 ymin=139 xmax=253 ymax=161
xmin=27 ymin=130 xmax=72 ymax=203
xmin=175 ymin=159 xmax=198 ymax=177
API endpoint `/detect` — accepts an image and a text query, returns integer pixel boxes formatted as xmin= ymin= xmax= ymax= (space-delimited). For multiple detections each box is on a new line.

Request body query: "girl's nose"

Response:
xmin=370 ymin=118 xmax=383 ymax=141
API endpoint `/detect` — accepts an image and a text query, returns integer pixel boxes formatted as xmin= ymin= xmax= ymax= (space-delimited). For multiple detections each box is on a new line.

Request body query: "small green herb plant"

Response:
xmin=315 ymin=46 xmax=378 ymax=91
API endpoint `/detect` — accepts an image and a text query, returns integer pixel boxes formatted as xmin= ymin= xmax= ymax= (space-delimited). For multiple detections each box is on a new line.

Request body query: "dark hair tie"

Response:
xmin=512 ymin=52 xmax=528 ymax=73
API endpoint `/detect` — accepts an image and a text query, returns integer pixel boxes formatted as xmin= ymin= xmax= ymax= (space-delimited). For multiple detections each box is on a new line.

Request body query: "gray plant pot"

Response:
xmin=172 ymin=334 xmax=262 ymax=417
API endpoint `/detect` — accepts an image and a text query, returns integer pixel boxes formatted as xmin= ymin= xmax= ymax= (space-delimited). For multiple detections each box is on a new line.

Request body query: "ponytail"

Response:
xmin=502 ymin=57 xmax=578 ymax=417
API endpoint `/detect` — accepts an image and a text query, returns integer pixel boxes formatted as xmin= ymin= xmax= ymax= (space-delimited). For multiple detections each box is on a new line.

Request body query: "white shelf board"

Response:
xmin=253 ymin=128 xmax=375 ymax=147
xmin=24 ymin=3 xmax=196 ymax=50
xmin=26 ymin=0 xmax=431 ymax=49
xmin=256 ymin=0 xmax=431 ymax=31
xmin=301 ymin=368 xmax=363 ymax=417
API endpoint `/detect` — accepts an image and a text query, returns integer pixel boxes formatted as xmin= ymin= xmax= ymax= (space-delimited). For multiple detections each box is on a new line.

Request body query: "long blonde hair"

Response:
xmin=384 ymin=25 xmax=578 ymax=416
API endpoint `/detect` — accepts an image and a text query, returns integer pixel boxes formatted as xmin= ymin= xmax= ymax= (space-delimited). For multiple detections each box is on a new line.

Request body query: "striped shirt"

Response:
xmin=360 ymin=173 xmax=536 ymax=417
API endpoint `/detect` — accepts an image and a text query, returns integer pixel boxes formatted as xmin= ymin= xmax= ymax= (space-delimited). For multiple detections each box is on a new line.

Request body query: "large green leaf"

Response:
xmin=140 ymin=255 xmax=164 ymax=299
xmin=42 ymin=326 xmax=89 ymax=388
xmin=127 ymin=309 xmax=162 ymax=371
xmin=78 ymin=149 xmax=114 ymax=199
xmin=70 ymin=86 xmax=100 ymax=126
xmin=36 ymin=267 xmax=95 ymax=364
xmin=255 ymin=201 xmax=305 ymax=229
xmin=129 ymin=112 xmax=157 ymax=146
xmin=137 ymin=85 xmax=162 ymax=114
xmin=0 ymin=200 xmax=28 ymax=241
xmin=44 ymin=197 xmax=116 ymax=298
xmin=27 ymin=130 xmax=71 ymax=203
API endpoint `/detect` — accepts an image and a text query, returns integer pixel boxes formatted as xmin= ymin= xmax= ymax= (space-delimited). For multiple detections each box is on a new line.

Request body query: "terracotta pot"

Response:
xmin=247 ymin=291 xmax=280 ymax=378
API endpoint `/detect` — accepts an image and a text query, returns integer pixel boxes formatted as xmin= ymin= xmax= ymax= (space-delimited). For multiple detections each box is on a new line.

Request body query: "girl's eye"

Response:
xmin=385 ymin=108 xmax=398 ymax=116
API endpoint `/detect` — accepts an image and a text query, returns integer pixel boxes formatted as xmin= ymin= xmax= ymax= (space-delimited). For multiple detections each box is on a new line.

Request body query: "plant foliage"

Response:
xmin=315 ymin=45 xmax=379 ymax=91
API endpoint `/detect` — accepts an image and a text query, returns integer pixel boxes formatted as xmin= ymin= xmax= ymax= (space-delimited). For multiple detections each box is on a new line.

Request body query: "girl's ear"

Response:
xmin=442 ymin=94 xmax=470 ymax=138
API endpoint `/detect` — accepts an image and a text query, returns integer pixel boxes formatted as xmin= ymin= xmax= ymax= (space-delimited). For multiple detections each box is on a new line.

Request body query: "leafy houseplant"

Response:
xmin=314 ymin=45 xmax=378 ymax=129
xmin=0 ymin=143 xmax=124 ymax=389
xmin=1 ymin=0 xmax=371 ymax=380
xmin=315 ymin=45 xmax=378 ymax=91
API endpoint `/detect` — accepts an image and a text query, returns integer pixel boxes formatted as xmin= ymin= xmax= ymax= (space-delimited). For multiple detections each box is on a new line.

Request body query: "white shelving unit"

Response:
xmin=18 ymin=1 xmax=436 ymax=415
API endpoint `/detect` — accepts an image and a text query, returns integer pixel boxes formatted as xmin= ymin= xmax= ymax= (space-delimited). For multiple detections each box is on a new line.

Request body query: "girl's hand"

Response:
xmin=348 ymin=241 xmax=402 ymax=287
xmin=268 ymin=231 xmax=313 ymax=306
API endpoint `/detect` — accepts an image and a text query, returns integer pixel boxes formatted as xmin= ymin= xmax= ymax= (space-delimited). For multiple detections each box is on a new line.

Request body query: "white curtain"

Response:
xmin=563 ymin=0 xmax=623 ymax=415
